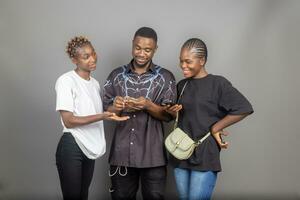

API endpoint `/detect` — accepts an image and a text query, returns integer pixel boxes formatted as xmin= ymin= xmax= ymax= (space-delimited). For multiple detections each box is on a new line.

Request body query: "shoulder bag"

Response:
xmin=165 ymin=81 xmax=210 ymax=160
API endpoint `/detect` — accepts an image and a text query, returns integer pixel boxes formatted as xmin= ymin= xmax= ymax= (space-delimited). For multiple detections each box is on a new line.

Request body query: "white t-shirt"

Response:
xmin=55 ymin=70 xmax=106 ymax=159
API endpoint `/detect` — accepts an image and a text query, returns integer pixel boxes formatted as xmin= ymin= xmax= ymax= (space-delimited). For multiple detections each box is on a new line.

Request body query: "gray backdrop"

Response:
xmin=1 ymin=0 xmax=300 ymax=199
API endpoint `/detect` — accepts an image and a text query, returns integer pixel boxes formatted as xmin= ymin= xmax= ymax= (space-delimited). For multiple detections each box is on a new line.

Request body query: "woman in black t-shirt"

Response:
xmin=166 ymin=38 xmax=253 ymax=199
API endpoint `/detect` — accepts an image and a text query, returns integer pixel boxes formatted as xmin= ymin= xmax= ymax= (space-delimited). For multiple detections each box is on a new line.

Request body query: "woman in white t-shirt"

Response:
xmin=55 ymin=36 xmax=129 ymax=200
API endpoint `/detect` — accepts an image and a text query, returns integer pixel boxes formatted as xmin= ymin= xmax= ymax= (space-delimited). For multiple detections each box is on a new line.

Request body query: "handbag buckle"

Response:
xmin=195 ymin=141 xmax=202 ymax=146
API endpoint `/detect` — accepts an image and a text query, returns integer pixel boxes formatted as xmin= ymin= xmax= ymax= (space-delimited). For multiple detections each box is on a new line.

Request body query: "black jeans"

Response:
xmin=56 ymin=133 xmax=95 ymax=200
xmin=109 ymin=165 xmax=167 ymax=200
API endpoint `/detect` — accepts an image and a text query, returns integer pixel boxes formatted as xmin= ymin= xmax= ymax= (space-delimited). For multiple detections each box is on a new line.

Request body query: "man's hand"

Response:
xmin=124 ymin=96 xmax=149 ymax=111
xmin=113 ymin=96 xmax=125 ymax=111
xmin=121 ymin=96 xmax=173 ymax=121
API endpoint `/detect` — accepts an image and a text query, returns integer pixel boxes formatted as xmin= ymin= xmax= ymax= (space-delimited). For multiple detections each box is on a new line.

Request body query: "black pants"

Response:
xmin=109 ymin=165 xmax=167 ymax=200
xmin=56 ymin=133 xmax=95 ymax=200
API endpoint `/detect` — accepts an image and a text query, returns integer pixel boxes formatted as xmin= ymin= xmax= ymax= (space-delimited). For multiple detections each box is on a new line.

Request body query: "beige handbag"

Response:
xmin=165 ymin=81 xmax=210 ymax=160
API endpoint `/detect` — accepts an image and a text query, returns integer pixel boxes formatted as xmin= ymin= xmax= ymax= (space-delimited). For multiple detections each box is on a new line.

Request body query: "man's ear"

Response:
xmin=154 ymin=45 xmax=158 ymax=53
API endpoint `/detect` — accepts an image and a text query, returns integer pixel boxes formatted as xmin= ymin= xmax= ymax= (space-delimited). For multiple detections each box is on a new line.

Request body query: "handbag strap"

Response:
xmin=174 ymin=81 xmax=188 ymax=129
xmin=173 ymin=80 xmax=211 ymax=145
xmin=195 ymin=132 xmax=211 ymax=146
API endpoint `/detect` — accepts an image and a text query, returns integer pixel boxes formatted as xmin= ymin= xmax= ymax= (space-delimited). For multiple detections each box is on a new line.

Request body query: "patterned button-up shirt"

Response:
xmin=103 ymin=60 xmax=176 ymax=168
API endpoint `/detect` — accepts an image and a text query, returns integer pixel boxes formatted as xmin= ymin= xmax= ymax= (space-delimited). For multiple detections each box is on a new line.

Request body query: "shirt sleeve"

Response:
xmin=218 ymin=78 xmax=253 ymax=115
xmin=102 ymin=72 xmax=116 ymax=111
xmin=158 ymin=71 xmax=177 ymax=105
xmin=55 ymin=76 xmax=74 ymax=112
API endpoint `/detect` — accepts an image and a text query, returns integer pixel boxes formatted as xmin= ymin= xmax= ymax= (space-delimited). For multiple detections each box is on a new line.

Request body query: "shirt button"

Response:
xmin=133 ymin=115 xmax=136 ymax=118
xmin=130 ymin=142 xmax=133 ymax=145
xmin=131 ymin=128 xmax=135 ymax=131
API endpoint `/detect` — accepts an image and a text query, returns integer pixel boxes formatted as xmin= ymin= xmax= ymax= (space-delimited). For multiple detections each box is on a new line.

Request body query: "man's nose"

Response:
xmin=138 ymin=49 xmax=145 ymax=56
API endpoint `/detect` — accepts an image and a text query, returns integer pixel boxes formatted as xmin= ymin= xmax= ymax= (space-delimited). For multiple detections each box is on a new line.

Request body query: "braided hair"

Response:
xmin=65 ymin=36 xmax=91 ymax=58
xmin=181 ymin=38 xmax=208 ymax=63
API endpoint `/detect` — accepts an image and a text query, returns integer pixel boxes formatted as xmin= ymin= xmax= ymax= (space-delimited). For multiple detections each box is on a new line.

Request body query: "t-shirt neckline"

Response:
xmin=72 ymin=70 xmax=92 ymax=83
xmin=190 ymin=74 xmax=212 ymax=81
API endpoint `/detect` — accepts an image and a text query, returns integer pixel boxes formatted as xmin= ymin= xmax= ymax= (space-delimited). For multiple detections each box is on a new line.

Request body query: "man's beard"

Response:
xmin=133 ymin=59 xmax=151 ymax=68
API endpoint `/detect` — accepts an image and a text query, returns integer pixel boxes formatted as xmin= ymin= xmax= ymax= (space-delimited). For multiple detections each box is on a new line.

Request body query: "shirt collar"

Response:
xmin=125 ymin=59 xmax=156 ymax=74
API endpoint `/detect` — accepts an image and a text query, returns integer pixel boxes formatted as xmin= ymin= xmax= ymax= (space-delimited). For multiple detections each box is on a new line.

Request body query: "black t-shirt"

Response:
xmin=170 ymin=74 xmax=253 ymax=172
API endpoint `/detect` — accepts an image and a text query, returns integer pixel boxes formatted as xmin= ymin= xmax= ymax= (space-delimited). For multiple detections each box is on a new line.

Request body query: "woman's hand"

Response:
xmin=212 ymin=130 xmax=229 ymax=149
xmin=164 ymin=104 xmax=183 ymax=117
xmin=102 ymin=112 xmax=130 ymax=121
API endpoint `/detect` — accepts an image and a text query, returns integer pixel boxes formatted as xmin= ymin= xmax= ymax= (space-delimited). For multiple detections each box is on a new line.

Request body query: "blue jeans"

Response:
xmin=174 ymin=168 xmax=217 ymax=200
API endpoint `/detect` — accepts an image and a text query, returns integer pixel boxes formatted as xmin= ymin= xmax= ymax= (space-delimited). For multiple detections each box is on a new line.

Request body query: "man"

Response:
xmin=103 ymin=27 xmax=176 ymax=200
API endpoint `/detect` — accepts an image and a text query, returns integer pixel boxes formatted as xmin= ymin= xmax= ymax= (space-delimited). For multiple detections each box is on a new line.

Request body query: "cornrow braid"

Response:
xmin=182 ymin=38 xmax=208 ymax=62
xmin=65 ymin=36 xmax=91 ymax=58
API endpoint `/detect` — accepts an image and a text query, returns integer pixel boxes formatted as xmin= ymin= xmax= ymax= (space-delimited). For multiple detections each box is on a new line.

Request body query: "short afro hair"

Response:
xmin=65 ymin=36 xmax=91 ymax=58
xmin=134 ymin=27 xmax=157 ymax=43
